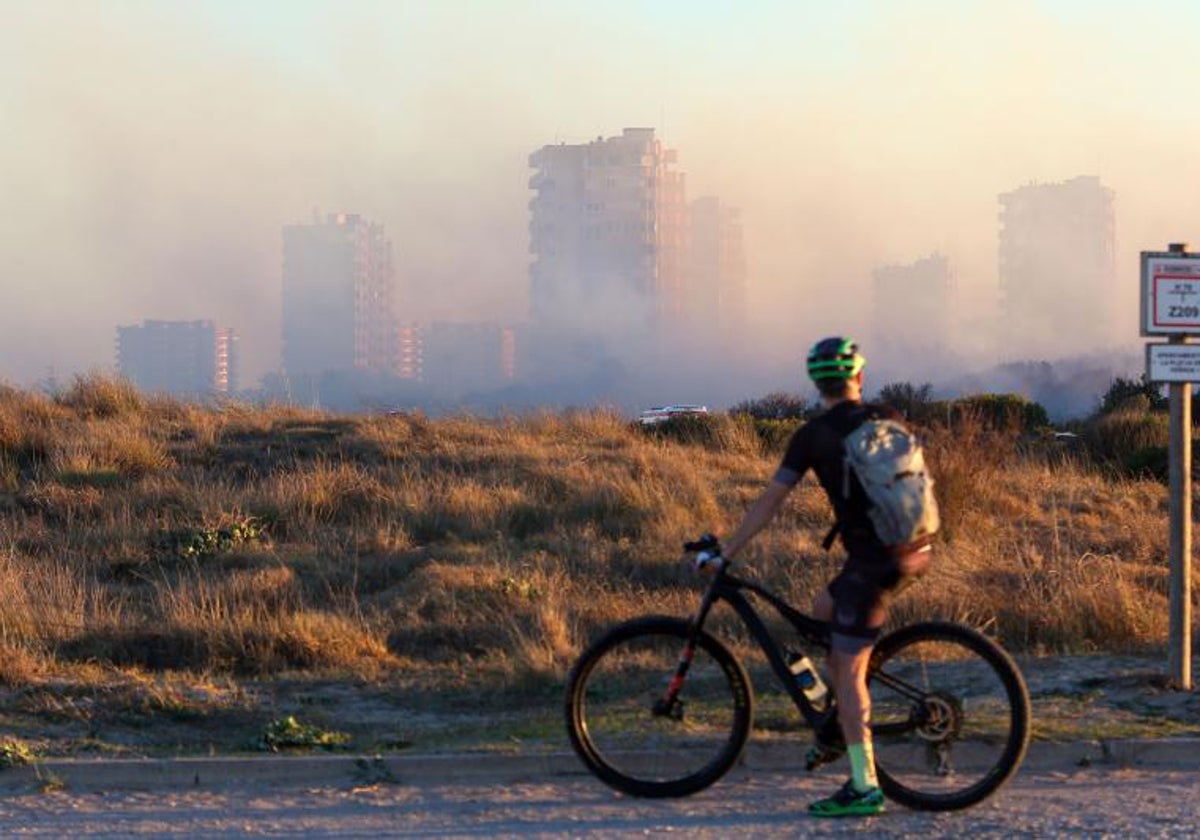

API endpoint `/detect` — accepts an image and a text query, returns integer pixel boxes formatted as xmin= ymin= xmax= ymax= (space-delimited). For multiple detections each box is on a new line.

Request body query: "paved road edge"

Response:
xmin=1 ymin=738 xmax=1196 ymax=793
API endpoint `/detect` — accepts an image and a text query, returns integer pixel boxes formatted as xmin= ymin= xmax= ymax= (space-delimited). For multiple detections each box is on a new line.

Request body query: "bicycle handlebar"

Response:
xmin=683 ymin=533 xmax=721 ymax=554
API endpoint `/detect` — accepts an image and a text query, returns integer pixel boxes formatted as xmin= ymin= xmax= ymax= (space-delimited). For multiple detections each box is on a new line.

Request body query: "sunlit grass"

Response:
xmin=0 ymin=376 xmax=1187 ymax=756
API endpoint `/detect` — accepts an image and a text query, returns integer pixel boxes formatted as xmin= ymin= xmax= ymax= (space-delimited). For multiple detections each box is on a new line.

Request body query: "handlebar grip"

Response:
xmin=683 ymin=533 xmax=721 ymax=553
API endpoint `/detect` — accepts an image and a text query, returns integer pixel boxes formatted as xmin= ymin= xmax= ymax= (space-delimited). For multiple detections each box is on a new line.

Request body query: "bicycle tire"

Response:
xmin=565 ymin=615 xmax=753 ymax=798
xmin=868 ymin=620 xmax=1031 ymax=811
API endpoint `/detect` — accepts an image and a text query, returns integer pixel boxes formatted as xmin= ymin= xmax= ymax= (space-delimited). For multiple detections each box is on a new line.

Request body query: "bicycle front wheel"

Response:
xmin=565 ymin=615 xmax=753 ymax=798
xmin=868 ymin=621 xmax=1031 ymax=811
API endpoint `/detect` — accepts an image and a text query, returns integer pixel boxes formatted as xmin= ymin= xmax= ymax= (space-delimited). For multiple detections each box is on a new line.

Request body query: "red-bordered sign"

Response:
xmin=1142 ymin=252 xmax=1200 ymax=336
xmin=1153 ymin=274 xmax=1200 ymax=329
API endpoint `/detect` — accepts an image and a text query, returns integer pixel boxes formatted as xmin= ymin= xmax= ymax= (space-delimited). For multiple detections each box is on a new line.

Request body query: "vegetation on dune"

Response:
xmin=0 ymin=374 xmax=1192 ymax=747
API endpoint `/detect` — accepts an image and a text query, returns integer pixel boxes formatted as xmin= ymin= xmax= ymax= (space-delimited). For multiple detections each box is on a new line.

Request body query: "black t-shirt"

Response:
xmin=773 ymin=400 xmax=903 ymax=558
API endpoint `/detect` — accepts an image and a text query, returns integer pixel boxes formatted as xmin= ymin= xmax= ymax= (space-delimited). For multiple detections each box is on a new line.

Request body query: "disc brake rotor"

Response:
xmin=914 ymin=692 xmax=963 ymax=743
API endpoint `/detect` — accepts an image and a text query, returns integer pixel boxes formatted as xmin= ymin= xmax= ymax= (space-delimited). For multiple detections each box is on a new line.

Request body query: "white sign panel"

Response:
xmin=1141 ymin=252 xmax=1200 ymax=335
xmin=1147 ymin=342 xmax=1200 ymax=382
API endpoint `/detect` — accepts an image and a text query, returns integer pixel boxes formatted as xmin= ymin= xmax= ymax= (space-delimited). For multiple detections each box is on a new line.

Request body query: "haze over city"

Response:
xmin=4 ymin=1 xmax=1200 ymax=415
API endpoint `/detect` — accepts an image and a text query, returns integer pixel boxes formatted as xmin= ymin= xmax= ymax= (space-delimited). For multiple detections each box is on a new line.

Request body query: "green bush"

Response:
xmin=260 ymin=715 xmax=350 ymax=751
xmin=1122 ymin=446 xmax=1169 ymax=480
xmin=1083 ymin=408 xmax=1169 ymax=467
xmin=952 ymin=394 xmax=1049 ymax=433
xmin=1111 ymin=444 xmax=1200 ymax=482
xmin=154 ymin=519 xmax=264 ymax=561
xmin=0 ymin=739 xmax=36 ymax=768
xmin=1100 ymin=375 xmax=1167 ymax=414
xmin=749 ymin=418 xmax=798 ymax=454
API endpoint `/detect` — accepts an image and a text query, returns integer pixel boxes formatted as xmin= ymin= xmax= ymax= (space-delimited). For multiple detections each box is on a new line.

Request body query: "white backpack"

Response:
xmin=842 ymin=418 xmax=940 ymax=549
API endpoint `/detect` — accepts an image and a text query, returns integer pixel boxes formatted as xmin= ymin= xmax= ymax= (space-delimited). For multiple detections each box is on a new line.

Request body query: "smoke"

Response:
xmin=0 ymin=3 xmax=535 ymax=385
xmin=2 ymin=1 xmax=1199 ymax=406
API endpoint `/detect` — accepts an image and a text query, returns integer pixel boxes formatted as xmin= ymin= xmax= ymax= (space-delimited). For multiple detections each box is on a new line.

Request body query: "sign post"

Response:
xmin=1141 ymin=242 xmax=1196 ymax=690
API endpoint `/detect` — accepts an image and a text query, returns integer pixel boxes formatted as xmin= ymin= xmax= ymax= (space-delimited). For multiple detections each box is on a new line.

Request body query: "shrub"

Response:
xmin=1122 ymin=446 xmax=1169 ymax=481
xmin=728 ymin=393 xmax=808 ymax=453
xmin=0 ymin=739 xmax=36 ymax=768
xmin=154 ymin=519 xmax=265 ymax=562
xmin=729 ymin=391 xmax=810 ymax=420
xmin=877 ymin=382 xmax=935 ymax=422
xmin=1099 ymin=375 xmax=1167 ymax=415
xmin=1083 ymin=409 xmax=1169 ymax=470
xmin=103 ymin=427 xmax=174 ymax=478
xmin=260 ymin=715 xmax=350 ymax=751
xmin=1078 ymin=406 xmax=1200 ymax=481
xmin=637 ymin=413 xmax=760 ymax=454
xmin=55 ymin=374 xmax=144 ymax=419
xmin=749 ymin=418 xmax=798 ymax=454
xmin=952 ymin=394 xmax=1049 ymax=433
xmin=0 ymin=391 xmax=62 ymax=473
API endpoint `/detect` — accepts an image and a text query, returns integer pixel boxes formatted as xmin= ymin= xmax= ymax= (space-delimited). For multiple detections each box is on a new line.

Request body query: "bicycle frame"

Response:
xmin=660 ymin=561 xmax=837 ymax=733
xmin=658 ymin=561 xmax=969 ymax=747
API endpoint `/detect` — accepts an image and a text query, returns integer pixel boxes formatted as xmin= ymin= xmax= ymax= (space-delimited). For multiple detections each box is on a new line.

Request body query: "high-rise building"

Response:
xmin=998 ymin=176 xmax=1117 ymax=359
xmin=282 ymin=213 xmax=398 ymax=388
xmin=528 ymin=128 xmax=688 ymax=341
xmin=689 ymin=196 xmax=747 ymax=348
xmin=422 ymin=322 xmax=516 ymax=399
xmin=871 ymin=253 xmax=953 ymax=377
xmin=116 ymin=319 xmax=237 ymax=396
xmin=397 ymin=323 xmax=423 ymax=381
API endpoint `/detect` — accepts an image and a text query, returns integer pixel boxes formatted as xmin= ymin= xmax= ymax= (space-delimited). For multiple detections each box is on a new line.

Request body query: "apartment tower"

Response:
xmin=689 ymin=196 xmax=747 ymax=350
xmin=871 ymin=253 xmax=954 ymax=378
xmin=998 ymin=176 xmax=1117 ymax=359
xmin=528 ymin=128 xmax=688 ymax=341
xmin=422 ymin=322 xmax=517 ymax=399
xmin=282 ymin=213 xmax=398 ymax=386
xmin=116 ymin=319 xmax=238 ymax=396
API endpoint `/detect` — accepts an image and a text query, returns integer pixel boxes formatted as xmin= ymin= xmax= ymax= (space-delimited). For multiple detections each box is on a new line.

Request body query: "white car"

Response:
xmin=638 ymin=405 xmax=709 ymax=426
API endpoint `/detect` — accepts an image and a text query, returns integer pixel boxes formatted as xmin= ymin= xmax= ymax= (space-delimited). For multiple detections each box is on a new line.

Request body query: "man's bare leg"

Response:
xmin=813 ymin=590 xmax=879 ymax=791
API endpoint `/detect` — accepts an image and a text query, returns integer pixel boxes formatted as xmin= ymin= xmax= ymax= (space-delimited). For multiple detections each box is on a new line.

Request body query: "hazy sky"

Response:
xmin=3 ymin=0 xmax=1199 ymax=386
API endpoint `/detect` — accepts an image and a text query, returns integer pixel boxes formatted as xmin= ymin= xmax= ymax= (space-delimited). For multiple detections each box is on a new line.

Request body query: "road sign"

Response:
xmin=1141 ymin=251 xmax=1200 ymax=335
xmin=1147 ymin=342 xmax=1200 ymax=382
xmin=1142 ymin=244 xmax=1195 ymax=692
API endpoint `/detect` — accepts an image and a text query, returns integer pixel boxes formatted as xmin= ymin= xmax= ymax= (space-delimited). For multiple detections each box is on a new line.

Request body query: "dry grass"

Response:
xmin=0 ymin=379 xmax=1190 ymax=711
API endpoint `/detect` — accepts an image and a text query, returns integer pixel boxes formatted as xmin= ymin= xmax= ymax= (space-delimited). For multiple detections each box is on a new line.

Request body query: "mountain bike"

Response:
xmin=564 ymin=538 xmax=1031 ymax=812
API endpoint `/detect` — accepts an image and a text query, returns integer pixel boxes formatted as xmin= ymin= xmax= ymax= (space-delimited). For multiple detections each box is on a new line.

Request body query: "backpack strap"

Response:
xmin=821 ymin=521 xmax=840 ymax=551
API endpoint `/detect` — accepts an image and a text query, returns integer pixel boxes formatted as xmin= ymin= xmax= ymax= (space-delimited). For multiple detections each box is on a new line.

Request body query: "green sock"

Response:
xmin=847 ymin=741 xmax=879 ymax=792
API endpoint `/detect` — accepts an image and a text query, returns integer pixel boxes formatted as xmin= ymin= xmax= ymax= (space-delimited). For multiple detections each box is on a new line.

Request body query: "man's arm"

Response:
xmin=721 ymin=479 xmax=793 ymax=560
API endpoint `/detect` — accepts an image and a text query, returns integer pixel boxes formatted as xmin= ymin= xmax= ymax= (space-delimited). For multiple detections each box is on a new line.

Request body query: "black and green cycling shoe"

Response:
xmin=809 ymin=780 xmax=885 ymax=817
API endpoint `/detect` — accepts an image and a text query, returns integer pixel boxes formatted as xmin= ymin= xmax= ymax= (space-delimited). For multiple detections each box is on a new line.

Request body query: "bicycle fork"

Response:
xmin=653 ymin=582 xmax=722 ymax=718
xmin=653 ymin=641 xmax=697 ymax=718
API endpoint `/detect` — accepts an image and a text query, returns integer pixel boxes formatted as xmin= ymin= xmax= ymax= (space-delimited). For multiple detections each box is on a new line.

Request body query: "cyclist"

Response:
xmin=709 ymin=336 xmax=933 ymax=817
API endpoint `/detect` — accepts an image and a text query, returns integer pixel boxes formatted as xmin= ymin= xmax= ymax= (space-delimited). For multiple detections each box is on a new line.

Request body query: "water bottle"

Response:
xmin=787 ymin=653 xmax=829 ymax=711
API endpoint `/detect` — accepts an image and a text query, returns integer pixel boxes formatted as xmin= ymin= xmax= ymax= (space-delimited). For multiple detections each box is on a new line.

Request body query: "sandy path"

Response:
xmin=0 ymin=766 xmax=1195 ymax=837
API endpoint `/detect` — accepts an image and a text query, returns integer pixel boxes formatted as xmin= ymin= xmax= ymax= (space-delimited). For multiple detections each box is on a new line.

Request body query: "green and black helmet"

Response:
xmin=806 ymin=336 xmax=866 ymax=381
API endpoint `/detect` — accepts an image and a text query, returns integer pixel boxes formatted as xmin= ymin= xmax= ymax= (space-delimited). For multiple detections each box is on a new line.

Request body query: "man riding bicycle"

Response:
xmin=709 ymin=336 xmax=934 ymax=817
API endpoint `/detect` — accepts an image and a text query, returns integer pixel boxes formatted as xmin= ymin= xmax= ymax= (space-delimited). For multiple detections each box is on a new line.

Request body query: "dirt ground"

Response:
xmin=0 ymin=651 xmax=1196 ymax=762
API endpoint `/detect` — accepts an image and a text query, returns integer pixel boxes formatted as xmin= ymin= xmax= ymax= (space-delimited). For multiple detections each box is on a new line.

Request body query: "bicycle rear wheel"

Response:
xmin=565 ymin=615 xmax=753 ymax=798
xmin=868 ymin=621 xmax=1031 ymax=811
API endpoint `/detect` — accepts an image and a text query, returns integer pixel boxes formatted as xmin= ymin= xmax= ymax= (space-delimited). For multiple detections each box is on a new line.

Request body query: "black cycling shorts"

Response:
xmin=828 ymin=545 xmax=932 ymax=651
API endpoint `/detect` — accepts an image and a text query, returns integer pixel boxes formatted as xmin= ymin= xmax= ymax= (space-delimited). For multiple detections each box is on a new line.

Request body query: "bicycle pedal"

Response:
xmin=804 ymin=744 xmax=844 ymax=772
